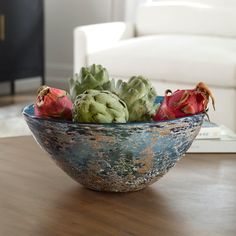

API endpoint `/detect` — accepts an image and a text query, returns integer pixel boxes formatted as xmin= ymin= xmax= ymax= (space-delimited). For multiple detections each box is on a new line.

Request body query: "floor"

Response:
xmin=0 ymin=93 xmax=35 ymax=137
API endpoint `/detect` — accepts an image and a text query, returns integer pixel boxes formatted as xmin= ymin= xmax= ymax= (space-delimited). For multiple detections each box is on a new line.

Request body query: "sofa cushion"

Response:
xmin=88 ymin=35 xmax=236 ymax=88
xmin=136 ymin=2 xmax=236 ymax=37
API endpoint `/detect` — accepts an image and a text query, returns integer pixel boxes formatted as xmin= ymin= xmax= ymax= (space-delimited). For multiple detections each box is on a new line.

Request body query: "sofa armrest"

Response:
xmin=74 ymin=22 xmax=134 ymax=73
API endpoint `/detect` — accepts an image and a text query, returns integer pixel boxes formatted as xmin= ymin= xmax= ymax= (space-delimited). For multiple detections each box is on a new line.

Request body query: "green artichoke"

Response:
xmin=116 ymin=76 xmax=157 ymax=122
xmin=69 ymin=64 xmax=114 ymax=101
xmin=73 ymin=89 xmax=129 ymax=123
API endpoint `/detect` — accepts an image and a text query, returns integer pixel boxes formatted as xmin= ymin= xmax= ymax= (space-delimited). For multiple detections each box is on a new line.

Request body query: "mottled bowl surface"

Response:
xmin=23 ymin=98 xmax=204 ymax=192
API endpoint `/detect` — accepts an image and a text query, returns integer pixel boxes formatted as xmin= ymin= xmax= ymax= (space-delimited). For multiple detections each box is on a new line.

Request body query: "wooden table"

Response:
xmin=0 ymin=136 xmax=236 ymax=236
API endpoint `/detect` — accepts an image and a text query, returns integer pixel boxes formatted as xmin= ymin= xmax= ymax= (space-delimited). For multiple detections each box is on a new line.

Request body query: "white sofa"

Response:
xmin=74 ymin=1 xmax=236 ymax=131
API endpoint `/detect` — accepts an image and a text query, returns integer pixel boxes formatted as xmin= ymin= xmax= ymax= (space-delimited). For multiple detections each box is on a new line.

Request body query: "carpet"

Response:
xmin=0 ymin=103 xmax=32 ymax=138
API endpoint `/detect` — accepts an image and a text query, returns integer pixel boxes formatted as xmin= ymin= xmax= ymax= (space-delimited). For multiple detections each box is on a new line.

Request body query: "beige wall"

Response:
xmin=45 ymin=0 xmax=114 ymax=79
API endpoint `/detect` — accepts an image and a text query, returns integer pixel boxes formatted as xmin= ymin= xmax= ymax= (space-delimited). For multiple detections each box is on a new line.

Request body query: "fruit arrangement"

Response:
xmin=34 ymin=64 xmax=215 ymax=123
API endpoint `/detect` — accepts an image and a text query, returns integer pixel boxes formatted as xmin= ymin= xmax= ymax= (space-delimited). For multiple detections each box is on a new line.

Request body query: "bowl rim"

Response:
xmin=22 ymin=104 xmax=206 ymax=126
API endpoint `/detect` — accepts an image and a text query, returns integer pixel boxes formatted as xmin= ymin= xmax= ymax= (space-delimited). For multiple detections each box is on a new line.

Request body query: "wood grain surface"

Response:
xmin=0 ymin=136 xmax=235 ymax=236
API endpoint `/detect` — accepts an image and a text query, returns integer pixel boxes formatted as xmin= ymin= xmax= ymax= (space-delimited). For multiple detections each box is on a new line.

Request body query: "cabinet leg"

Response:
xmin=41 ymin=75 xmax=45 ymax=85
xmin=10 ymin=81 xmax=15 ymax=95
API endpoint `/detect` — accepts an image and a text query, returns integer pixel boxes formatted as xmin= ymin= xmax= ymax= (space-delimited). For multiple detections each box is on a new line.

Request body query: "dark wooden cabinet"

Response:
xmin=0 ymin=0 xmax=44 ymax=95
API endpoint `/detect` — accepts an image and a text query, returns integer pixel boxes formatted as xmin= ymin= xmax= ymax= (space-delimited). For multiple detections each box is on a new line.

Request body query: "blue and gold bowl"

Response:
xmin=23 ymin=98 xmax=204 ymax=192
